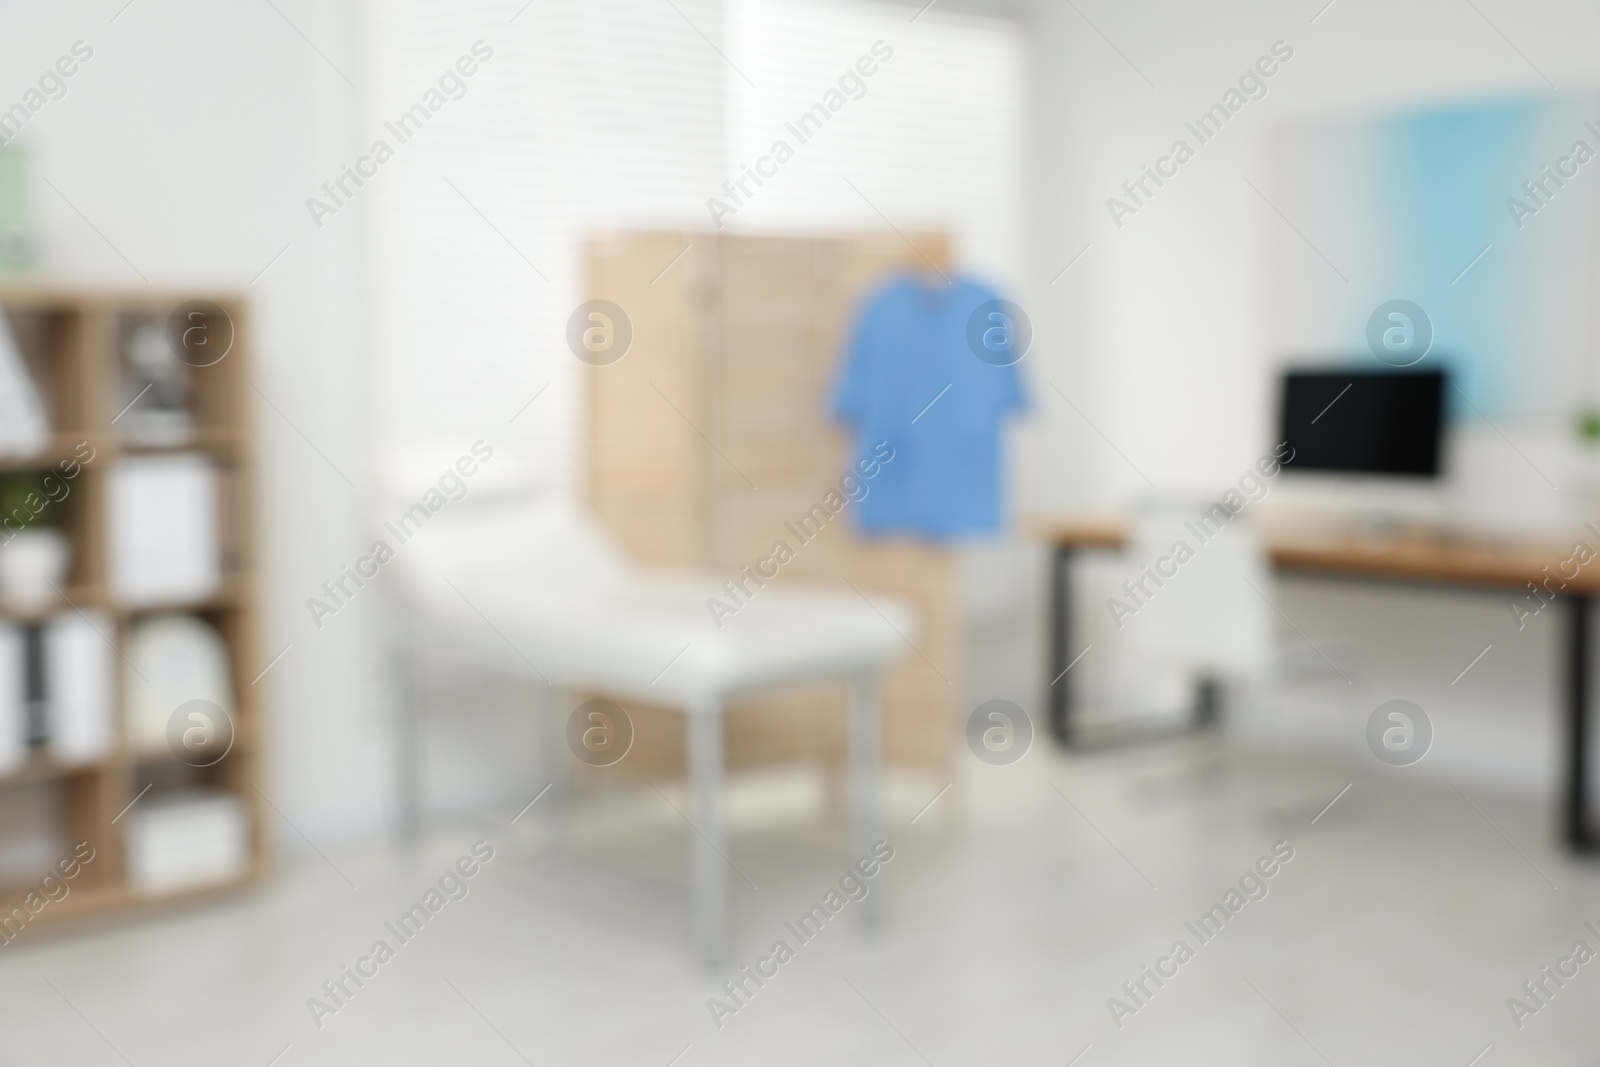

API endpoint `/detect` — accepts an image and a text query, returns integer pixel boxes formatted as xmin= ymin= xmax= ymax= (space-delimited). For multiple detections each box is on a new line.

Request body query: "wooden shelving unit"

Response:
xmin=0 ymin=288 xmax=264 ymax=931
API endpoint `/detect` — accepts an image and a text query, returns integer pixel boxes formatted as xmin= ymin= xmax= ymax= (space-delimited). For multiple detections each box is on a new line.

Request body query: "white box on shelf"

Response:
xmin=0 ymin=782 xmax=62 ymax=885
xmin=107 ymin=454 xmax=221 ymax=607
xmin=0 ymin=623 xmax=23 ymax=774
xmin=126 ymin=790 xmax=249 ymax=895
xmin=45 ymin=610 xmax=114 ymax=765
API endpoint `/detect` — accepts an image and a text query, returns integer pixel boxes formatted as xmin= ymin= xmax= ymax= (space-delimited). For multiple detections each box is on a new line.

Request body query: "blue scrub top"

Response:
xmin=830 ymin=272 xmax=1027 ymax=538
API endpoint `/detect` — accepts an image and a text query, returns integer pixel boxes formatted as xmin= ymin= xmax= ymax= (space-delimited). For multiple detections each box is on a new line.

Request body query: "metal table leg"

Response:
xmin=1566 ymin=595 xmax=1596 ymax=852
xmin=688 ymin=698 xmax=729 ymax=965
xmin=848 ymin=673 xmax=883 ymax=929
xmin=1049 ymin=544 xmax=1075 ymax=742
xmin=536 ymin=682 xmax=565 ymax=814
xmin=395 ymin=628 xmax=423 ymax=844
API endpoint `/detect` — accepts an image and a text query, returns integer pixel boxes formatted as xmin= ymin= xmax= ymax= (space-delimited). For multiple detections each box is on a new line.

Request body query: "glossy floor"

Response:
xmin=1 ymin=734 xmax=1596 ymax=1065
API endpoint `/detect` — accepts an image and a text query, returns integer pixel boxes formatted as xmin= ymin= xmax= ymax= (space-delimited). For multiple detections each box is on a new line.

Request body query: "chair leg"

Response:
xmin=395 ymin=632 xmax=424 ymax=844
xmin=848 ymin=672 xmax=883 ymax=930
xmin=688 ymin=699 xmax=729 ymax=967
xmin=536 ymin=682 xmax=565 ymax=814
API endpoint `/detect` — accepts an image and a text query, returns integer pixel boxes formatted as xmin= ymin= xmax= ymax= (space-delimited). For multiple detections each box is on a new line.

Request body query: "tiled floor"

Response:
xmin=3 ymin=733 xmax=1598 ymax=1065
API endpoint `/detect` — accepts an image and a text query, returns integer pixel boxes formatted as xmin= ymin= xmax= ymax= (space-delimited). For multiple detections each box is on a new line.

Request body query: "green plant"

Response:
xmin=0 ymin=470 xmax=64 ymax=531
xmin=1579 ymin=407 xmax=1600 ymax=446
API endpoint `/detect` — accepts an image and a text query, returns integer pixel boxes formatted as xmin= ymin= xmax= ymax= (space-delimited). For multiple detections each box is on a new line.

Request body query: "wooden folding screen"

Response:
xmin=584 ymin=233 xmax=960 ymax=780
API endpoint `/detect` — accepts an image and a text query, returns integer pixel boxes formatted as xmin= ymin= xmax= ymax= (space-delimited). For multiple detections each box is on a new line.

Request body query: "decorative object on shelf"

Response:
xmin=0 ymin=468 xmax=74 ymax=613
xmin=107 ymin=453 xmax=221 ymax=607
xmin=0 ymin=526 xmax=69 ymax=614
xmin=0 ymin=145 xmax=40 ymax=271
xmin=125 ymin=789 xmax=249 ymax=895
xmin=116 ymin=314 xmax=194 ymax=446
xmin=124 ymin=613 xmax=233 ymax=758
xmin=45 ymin=610 xmax=114 ymax=765
xmin=0 ymin=311 xmax=48 ymax=459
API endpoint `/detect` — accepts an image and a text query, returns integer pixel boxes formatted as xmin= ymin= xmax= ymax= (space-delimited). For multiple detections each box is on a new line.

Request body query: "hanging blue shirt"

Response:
xmin=830 ymin=272 xmax=1027 ymax=538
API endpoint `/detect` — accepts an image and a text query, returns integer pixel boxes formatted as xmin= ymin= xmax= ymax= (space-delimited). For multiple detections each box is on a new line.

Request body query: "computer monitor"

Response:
xmin=1278 ymin=368 xmax=1445 ymax=478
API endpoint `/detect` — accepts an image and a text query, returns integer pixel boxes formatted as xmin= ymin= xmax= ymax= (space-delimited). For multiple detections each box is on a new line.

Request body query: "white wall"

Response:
xmin=0 ymin=0 xmax=386 ymax=843
xmin=1020 ymin=0 xmax=1600 ymax=796
xmin=362 ymin=0 xmax=728 ymax=500
xmin=722 ymin=0 xmax=1022 ymax=285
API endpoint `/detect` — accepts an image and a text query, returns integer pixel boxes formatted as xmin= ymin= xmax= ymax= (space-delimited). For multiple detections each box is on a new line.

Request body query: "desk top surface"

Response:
xmin=1033 ymin=515 xmax=1600 ymax=594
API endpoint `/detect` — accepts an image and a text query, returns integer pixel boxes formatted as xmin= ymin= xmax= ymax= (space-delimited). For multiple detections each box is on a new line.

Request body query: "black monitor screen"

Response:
xmin=1278 ymin=368 xmax=1445 ymax=477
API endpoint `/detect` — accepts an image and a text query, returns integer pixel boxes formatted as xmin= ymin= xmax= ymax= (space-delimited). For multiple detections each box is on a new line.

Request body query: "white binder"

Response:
xmin=0 ymin=623 xmax=24 ymax=774
xmin=46 ymin=610 xmax=115 ymax=765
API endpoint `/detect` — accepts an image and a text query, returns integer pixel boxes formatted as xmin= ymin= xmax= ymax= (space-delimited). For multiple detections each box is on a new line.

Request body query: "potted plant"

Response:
xmin=0 ymin=470 xmax=71 ymax=612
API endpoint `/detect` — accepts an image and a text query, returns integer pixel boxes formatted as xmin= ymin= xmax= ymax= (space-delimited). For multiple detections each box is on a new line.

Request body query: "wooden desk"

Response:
xmin=1038 ymin=517 xmax=1598 ymax=853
